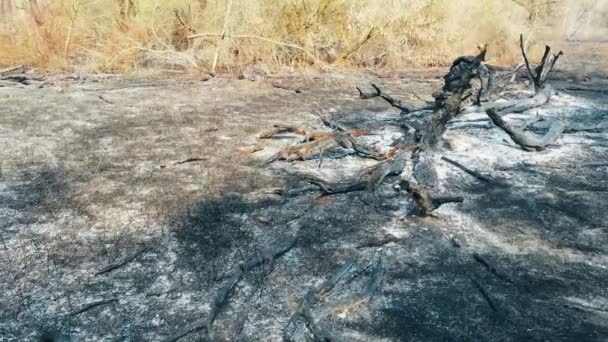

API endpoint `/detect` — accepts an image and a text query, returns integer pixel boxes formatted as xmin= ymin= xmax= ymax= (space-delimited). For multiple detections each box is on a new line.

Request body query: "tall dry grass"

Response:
xmin=0 ymin=0 xmax=606 ymax=73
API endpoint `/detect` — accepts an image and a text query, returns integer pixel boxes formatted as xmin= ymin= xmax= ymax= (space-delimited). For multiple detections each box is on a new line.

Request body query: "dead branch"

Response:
xmin=418 ymin=46 xmax=488 ymax=149
xmin=486 ymin=107 xmax=564 ymax=151
xmin=95 ymin=247 xmax=148 ymax=276
xmin=356 ymin=83 xmax=434 ymax=113
xmin=98 ymin=95 xmax=115 ymax=104
xmin=402 ymin=181 xmax=464 ymax=215
xmin=463 ymin=79 xmax=553 ymax=114
xmin=472 ymin=252 xmax=511 ymax=283
xmin=258 ymin=125 xmax=341 ymax=140
xmin=267 ymin=131 xmax=381 ymax=163
xmin=297 ymin=149 xmax=406 ymax=194
xmin=313 ymin=107 xmax=348 ymax=132
xmin=70 ymin=298 xmax=118 ymax=316
xmin=441 ymin=156 xmax=491 ymax=183
xmin=519 ymin=34 xmax=535 ymax=88
xmin=316 ymin=254 xmax=385 ymax=318
xmin=519 ymin=34 xmax=563 ymax=91
xmin=561 ymin=86 xmax=608 ymax=95
xmin=174 ymin=157 xmax=206 ymax=165
xmin=272 ymin=82 xmax=303 ymax=93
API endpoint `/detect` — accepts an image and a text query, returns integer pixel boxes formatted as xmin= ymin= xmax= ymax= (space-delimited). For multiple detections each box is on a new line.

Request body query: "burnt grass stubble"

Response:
xmin=0 ymin=72 xmax=607 ymax=341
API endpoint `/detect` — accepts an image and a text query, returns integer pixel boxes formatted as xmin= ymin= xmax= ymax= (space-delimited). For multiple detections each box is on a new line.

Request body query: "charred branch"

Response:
xmin=297 ymin=149 xmax=407 ymax=195
xmin=357 ymin=83 xmax=434 ymax=113
xmin=95 ymin=247 xmax=148 ymax=276
xmin=70 ymin=298 xmax=118 ymax=317
xmin=486 ymin=107 xmax=564 ymax=151
xmin=463 ymin=80 xmax=553 ymax=114
xmin=401 ymin=181 xmax=463 ymax=215
xmin=266 ymin=131 xmax=382 ymax=163
xmin=519 ymin=34 xmax=563 ymax=91
xmin=441 ymin=156 xmax=491 ymax=183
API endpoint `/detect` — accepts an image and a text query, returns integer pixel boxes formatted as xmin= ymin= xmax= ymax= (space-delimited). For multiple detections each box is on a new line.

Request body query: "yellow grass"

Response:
xmin=0 ymin=0 xmax=606 ymax=72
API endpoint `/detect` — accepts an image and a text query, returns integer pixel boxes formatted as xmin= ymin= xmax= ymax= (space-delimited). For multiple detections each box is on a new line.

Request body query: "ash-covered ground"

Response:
xmin=0 ymin=63 xmax=607 ymax=341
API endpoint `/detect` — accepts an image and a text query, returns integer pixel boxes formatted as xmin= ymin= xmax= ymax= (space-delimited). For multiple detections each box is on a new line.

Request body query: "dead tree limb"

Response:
xmin=297 ymin=149 xmax=407 ymax=195
xmin=487 ymin=108 xmax=564 ymax=151
xmin=95 ymin=247 xmax=148 ymax=276
xmin=402 ymin=181 xmax=463 ymax=215
xmin=462 ymin=82 xmax=553 ymax=114
xmin=70 ymin=298 xmax=118 ymax=316
xmin=519 ymin=34 xmax=563 ymax=91
xmin=259 ymin=124 xmax=367 ymax=141
xmin=357 ymin=84 xmax=434 ymax=113
xmin=441 ymin=156 xmax=491 ymax=183
xmin=267 ymin=131 xmax=382 ymax=163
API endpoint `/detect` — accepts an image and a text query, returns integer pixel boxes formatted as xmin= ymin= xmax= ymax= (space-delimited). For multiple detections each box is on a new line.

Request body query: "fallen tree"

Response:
xmin=257 ymin=36 xmax=564 ymax=215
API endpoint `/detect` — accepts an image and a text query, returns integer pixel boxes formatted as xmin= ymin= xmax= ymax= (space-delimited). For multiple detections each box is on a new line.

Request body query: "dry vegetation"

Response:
xmin=0 ymin=0 xmax=607 ymax=72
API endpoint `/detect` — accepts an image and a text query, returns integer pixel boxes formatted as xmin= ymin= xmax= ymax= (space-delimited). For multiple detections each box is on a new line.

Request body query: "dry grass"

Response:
xmin=0 ymin=0 xmax=607 ymax=72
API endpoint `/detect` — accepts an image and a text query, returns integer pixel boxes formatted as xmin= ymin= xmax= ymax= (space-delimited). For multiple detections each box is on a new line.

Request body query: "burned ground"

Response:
xmin=0 ymin=62 xmax=607 ymax=341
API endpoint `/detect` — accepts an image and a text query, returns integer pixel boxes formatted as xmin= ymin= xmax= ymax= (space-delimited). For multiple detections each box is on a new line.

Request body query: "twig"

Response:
xmin=441 ymin=156 xmax=491 ymax=183
xmin=95 ymin=247 xmax=148 ymax=276
xmin=174 ymin=158 xmax=206 ymax=165
xmin=519 ymin=33 xmax=535 ymax=87
xmin=70 ymin=298 xmax=118 ymax=316
xmin=357 ymin=83 xmax=434 ymax=113
xmin=272 ymin=82 xmax=302 ymax=93
xmin=98 ymin=95 xmax=114 ymax=104
xmin=64 ymin=0 xmax=81 ymax=60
